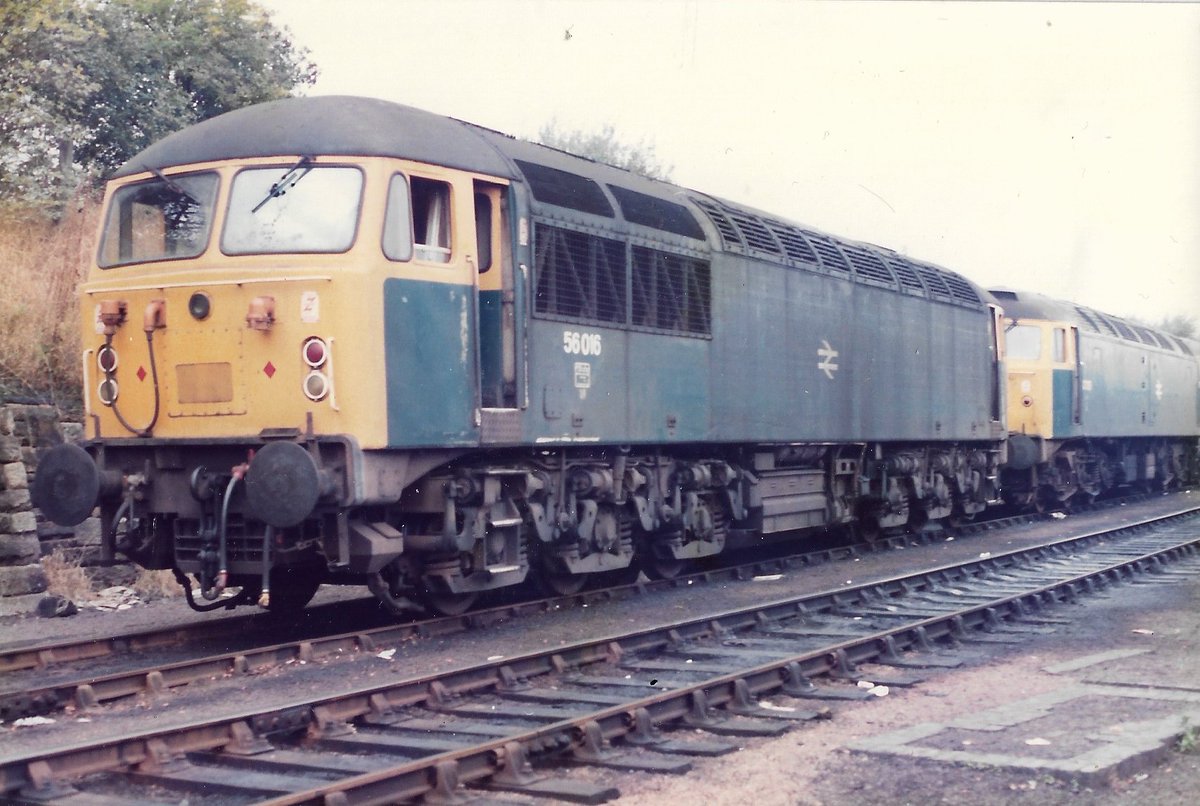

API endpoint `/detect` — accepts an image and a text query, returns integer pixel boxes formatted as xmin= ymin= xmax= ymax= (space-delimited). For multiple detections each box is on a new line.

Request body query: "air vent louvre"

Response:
xmin=883 ymin=256 xmax=927 ymax=293
xmin=843 ymin=245 xmax=897 ymax=287
xmin=763 ymin=220 xmax=819 ymax=264
xmin=804 ymin=234 xmax=851 ymax=275
xmin=690 ymin=197 xmax=744 ymax=249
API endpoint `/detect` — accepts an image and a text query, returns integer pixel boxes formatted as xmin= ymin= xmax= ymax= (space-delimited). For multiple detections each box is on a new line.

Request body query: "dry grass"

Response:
xmin=0 ymin=196 xmax=99 ymax=412
xmin=133 ymin=568 xmax=187 ymax=600
xmin=41 ymin=548 xmax=95 ymax=602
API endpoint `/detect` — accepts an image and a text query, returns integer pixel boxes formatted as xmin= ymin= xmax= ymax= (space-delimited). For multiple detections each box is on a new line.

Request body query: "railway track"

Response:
xmin=1 ymin=504 xmax=1197 ymax=804
xmin=1 ymin=505 xmax=1057 ymax=722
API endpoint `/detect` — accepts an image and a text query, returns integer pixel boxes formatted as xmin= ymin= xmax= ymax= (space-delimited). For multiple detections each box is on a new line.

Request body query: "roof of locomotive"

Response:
xmin=989 ymin=288 xmax=1197 ymax=355
xmin=112 ymin=95 xmax=521 ymax=180
xmin=116 ymin=95 xmax=989 ymax=308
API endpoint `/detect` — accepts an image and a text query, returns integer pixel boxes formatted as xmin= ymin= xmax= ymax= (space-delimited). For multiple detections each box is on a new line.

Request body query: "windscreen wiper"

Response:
xmin=252 ymin=155 xmax=314 ymax=213
xmin=145 ymin=165 xmax=197 ymax=203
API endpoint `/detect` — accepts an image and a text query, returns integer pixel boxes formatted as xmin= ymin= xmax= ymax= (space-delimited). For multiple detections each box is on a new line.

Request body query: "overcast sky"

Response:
xmin=258 ymin=0 xmax=1198 ymax=325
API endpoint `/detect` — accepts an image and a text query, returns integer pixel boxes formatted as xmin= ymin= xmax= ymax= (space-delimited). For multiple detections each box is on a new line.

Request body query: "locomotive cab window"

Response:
xmin=383 ymin=175 xmax=453 ymax=263
xmin=413 ymin=177 xmax=452 ymax=263
xmin=1053 ymin=327 xmax=1068 ymax=363
xmin=99 ymin=171 xmax=219 ymax=267
xmin=1006 ymin=324 xmax=1042 ymax=361
xmin=223 ymin=165 xmax=363 ymax=255
xmin=474 ymin=192 xmax=493 ymax=272
xmin=382 ymin=174 xmax=413 ymax=261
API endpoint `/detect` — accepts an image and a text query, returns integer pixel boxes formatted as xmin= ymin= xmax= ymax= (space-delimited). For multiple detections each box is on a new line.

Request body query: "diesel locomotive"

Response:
xmin=991 ymin=289 xmax=1197 ymax=509
xmin=32 ymin=96 xmax=1200 ymax=616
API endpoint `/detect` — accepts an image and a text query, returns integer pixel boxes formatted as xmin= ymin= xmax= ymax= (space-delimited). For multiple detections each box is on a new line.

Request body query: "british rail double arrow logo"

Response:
xmin=818 ymin=339 xmax=840 ymax=380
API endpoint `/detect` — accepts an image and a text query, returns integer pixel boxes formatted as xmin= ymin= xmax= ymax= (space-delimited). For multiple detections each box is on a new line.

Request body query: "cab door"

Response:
xmin=473 ymin=180 xmax=519 ymax=422
xmin=1051 ymin=325 xmax=1080 ymax=435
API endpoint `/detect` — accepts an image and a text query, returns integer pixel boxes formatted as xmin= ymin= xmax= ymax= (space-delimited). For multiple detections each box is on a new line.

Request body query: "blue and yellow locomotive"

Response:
xmin=32 ymin=96 xmax=1197 ymax=615
xmin=991 ymin=289 xmax=1198 ymax=509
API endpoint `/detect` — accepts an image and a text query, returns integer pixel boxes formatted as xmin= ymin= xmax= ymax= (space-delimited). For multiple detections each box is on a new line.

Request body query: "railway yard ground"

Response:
xmin=1 ymin=491 xmax=1198 ymax=805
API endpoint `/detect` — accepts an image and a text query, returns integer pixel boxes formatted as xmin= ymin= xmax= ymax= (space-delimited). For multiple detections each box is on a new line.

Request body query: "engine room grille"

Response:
xmin=940 ymin=272 xmax=982 ymax=305
xmin=533 ymin=225 xmax=626 ymax=325
xmin=842 ymin=245 xmax=896 ymax=287
xmin=804 ymin=235 xmax=851 ymax=275
xmin=1074 ymin=306 xmax=1102 ymax=334
xmin=689 ymin=197 xmax=744 ymax=249
xmin=688 ymin=195 xmax=980 ymax=308
xmin=883 ymin=255 xmax=927 ymax=294
xmin=764 ymin=219 xmax=819 ymax=264
xmin=913 ymin=263 xmax=952 ymax=300
xmin=631 ymin=246 xmax=711 ymax=334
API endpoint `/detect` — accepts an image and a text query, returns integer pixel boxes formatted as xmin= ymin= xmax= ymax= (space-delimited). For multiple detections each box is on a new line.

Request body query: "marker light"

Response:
xmin=97 ymin=345 xmax=118 ymax=373
xmin=97 ymin=379 xmax=119 ymax=406
xmin=303 ymin=371 xmax=329 ymax=401
xmin=302 ymin=337 xmax=328 ymax=368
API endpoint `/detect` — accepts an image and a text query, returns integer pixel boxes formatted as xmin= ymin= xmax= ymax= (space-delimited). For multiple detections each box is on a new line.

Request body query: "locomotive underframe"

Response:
xmin=1000 ymin=434 xmax=1198 ymax=510
xmin=77 ymin=433 xmax=1004 ymax=613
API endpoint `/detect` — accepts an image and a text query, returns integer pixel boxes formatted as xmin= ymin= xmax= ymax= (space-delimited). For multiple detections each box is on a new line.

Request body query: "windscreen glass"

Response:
xmin=223 ymin=165 xmax=363 ymax=254
xmin=98 ymin=172 xmax=219 ymax=268
xmin=1006 ymin=324 xmax=1043 ymax=360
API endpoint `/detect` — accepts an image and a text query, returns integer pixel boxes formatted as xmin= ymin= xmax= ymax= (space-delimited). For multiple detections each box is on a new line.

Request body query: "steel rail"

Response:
xmin=1 ymin=506 xmax=1196 ymax=803
xmin=0 ymin=512 xmax=975 ymax=719
xmin=259 ymin=532 xmax=1200 ymax=805
xmin=0 ymin=490 xmax=1149 ymax=680
xmin=3 ymin=503 xmax=1079 ymax=679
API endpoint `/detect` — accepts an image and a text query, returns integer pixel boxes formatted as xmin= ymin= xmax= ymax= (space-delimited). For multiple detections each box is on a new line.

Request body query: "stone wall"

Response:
xmin=0 ymin=404 xmax=113 ymax=616
xmin=0 ymin=405 xmax=60 ymax=613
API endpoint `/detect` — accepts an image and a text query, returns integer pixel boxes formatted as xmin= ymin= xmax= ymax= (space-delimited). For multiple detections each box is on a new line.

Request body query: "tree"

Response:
xmin=0 ymin=0 xmax=317 ymax=210
xmin=1157 ymin=314 xmax=1197 ymax=341
xmin=537 ymin=120 xmax=674 ymax=181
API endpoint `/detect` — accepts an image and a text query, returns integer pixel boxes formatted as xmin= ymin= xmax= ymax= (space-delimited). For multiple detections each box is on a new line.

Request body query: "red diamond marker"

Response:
xmin=263 ymin=361 xmax=276 ymax=378
xmin=136 ymin=366 xmax=147 ymax=382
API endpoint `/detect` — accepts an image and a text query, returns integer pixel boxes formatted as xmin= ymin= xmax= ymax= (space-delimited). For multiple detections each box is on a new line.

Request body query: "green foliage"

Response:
xmin=1178 ymin=717 xmax=1198 ymax=754
xmin=0 ymin=0 xmax=317 ymax=210
xmin=537 ymin=119 xmax=674 ymax=181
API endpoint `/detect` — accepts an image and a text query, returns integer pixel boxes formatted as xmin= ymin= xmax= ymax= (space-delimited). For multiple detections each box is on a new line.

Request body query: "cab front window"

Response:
xmin=1006 ymin=324 xmax=1042 ymax=360
xmin=98 ymin=171 xmax=219 ymax=268
xmin=223 ymin=165 xmax=363 ymax=255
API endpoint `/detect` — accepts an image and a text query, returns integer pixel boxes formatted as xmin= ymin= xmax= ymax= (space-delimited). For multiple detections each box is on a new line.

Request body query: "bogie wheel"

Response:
xmin=264 ymin=565 xmax=322 ymax=615
xmin=642 ymin=555 xmax=686 ymax=581
xmin=853 ymin=516 xmax=883 ymax=543
xmin=943 ymin=505 xmax=976 ymax=530
xmin=593 ymin=562 xmax=642 ymax=588
xmin=537 ymin=567 xmax=587 ymax=597
xmin=420 ymin=590 xmax=479 ymax=617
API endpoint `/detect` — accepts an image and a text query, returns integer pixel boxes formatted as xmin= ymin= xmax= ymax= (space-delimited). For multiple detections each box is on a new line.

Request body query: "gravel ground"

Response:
xmin=0 ymin=491 xmax=1197 ymax=804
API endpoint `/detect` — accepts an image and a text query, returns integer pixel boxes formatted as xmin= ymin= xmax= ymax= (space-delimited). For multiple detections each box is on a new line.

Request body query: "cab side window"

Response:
xmin=413 ymin=177 xmax=451 ymax=262
xmin=383 ymin=174 xmax=452 ymax=263
xmin=382 ymin=174 xmax=412 ymax=261
xmin=1053 ymin=328 xmax=1067 ymax=363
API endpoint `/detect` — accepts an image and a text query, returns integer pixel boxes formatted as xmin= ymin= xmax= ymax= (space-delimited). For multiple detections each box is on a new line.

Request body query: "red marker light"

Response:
xmin=303 ymin=337 xmax=327 ymax=368
xmin=97 ymin=345 xmax=118 ymax=373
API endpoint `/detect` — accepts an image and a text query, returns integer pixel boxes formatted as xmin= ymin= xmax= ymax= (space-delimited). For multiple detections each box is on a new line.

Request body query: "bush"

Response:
xmin=0 ymin=195 xmax=96 ymax=414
